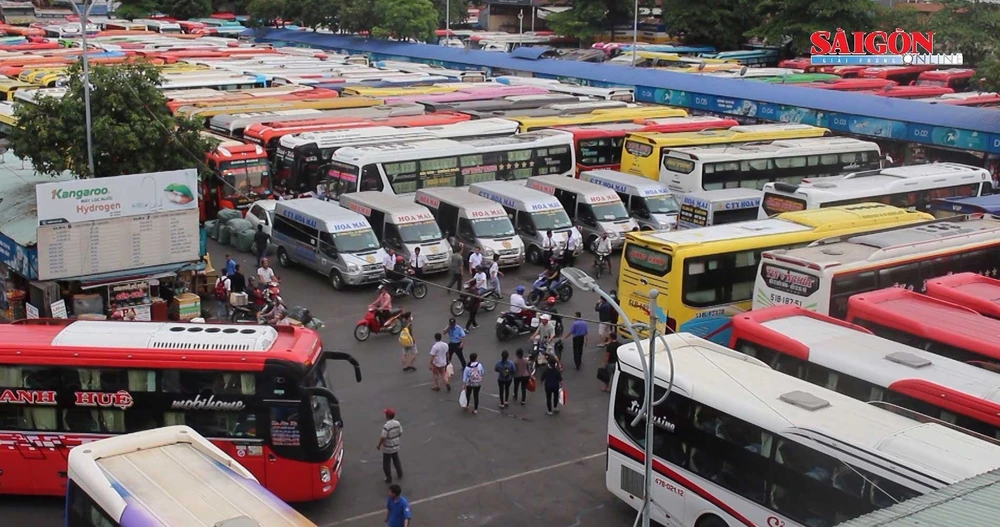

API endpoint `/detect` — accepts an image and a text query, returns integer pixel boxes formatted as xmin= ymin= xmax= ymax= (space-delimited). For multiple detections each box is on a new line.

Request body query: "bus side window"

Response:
xmin=360 ymin=164 xmax=383 ymax=192
xmin=516 ymin=211 xmax=536 ymax=235
xmin=384 ymin=223 xmax=403 ymax=249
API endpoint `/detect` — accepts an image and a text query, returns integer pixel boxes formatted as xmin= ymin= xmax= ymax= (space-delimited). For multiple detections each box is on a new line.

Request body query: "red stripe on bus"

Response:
xmin=608 ymin=434 xmax=758 ymax=527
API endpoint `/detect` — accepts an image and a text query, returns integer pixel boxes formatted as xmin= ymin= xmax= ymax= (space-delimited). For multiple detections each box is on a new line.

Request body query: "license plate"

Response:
xmin=497 ymin=318 xmax=504 ymax=323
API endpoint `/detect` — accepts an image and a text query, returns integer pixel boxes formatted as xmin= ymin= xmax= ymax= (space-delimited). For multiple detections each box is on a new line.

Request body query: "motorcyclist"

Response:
xmin=595 ymin=232 xmax=613 ymax=273
xmin=391 ymin=255 xmax=414 ymax=295
xmin=258 ymin=295 xmax=287 ymax=325
xmin=509 ymin=285 xmax=533 ymax=329
xmin=369 ymin=284 xmax=393 ymax=326
xmin=540 ymin=259 xmax=562 ymax=294
xmin=531 ymin=314 xmax=558 ymax=357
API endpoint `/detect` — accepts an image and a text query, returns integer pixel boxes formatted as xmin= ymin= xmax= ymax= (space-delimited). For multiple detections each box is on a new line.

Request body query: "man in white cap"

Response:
xmin=532 ymin=313 xmax=557 ymax=357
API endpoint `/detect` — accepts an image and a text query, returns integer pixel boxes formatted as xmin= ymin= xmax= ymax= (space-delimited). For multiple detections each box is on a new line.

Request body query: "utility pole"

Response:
xmin=518 ymin=10 xmax=524 ymax=46
xmin=631 ymin=0 xmax=639 ymax=67
xmin=71 ymin=0 xmax=96 ymax=177
xmin=445 ymin=0 xmax=450 ymax=36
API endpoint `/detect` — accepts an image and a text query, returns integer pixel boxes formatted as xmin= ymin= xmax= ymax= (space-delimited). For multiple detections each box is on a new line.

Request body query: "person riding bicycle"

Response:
xmin=369 ymin=285 xmax=393 ymax=326
xmin=595 ymin=232 xmax=613 ymax=273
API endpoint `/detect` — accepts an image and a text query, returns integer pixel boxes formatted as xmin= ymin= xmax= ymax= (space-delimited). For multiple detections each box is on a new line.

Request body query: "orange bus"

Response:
xmin=202 ymin=132 xmax=271 ymax=221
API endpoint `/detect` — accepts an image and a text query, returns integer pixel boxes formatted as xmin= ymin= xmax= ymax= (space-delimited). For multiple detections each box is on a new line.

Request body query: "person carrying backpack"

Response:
xmin=495 ymin=350 xmax=515 ymax=409
xmin=462 ymin=353 xmax=485 ymax=415
xmin=398 ymin=312 xmax=417 ymax=372
xmin=214 ymin=274 xmax=231 ymax=320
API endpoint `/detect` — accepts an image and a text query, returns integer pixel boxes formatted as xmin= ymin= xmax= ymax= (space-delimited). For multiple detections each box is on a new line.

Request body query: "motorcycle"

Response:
xmin=593 ymin=253 xmax=611 ymax=279
xmin=230 ymin=285 xmax=279 ymax=324
xmin=354 ymin=307 xmax=404 ymax=341
xmin=527 ymin=272 xmax=573 ymax=305
xmin=528 ymin=338 xmax=563 ymax=376
xmin=495 ymin=310 xmax=538 ymax=342
xmin=380 ymin=276 xmax=427 ymax=300
xmin=449 ymin=282 xmax=500 ymax=316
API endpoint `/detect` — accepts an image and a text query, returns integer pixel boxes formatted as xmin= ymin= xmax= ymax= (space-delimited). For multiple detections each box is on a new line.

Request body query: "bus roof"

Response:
xmin=764 ymin=163 xmax=990 ymax=201
xmin=633 ymin=204 xmax=929 ymax=247
xmin=339 ymin=192 xmax=436 ymax=224
xmin=731 ymin=306 xmax=1000 ymax=411
xmin=275 ymin=198 xmax=371 ymax=233
xmin=926 ymin=272 xmax=1000 ymax=320
xmin=0 ymin=321 xmax=320 ymax=369
xmin=630 ymin=124 xmax=828 ymax=145
xmin=766 ymin=216 xmax=1000 ymax=269
xmin=580 ymin=169 xmax=672 ymax=196
xmin=513 ymin=107 xmax=687 ymax=130
xmin=68 ymin=426 xmax=314 ymax=527
xmin=331 ymin=129 xmax=572 ymax=164
xmin=848 ymin=288 xmax=1000 ymax=361
xmin=528 ymin=174 xmax=620 ymax=200
xmin=617 ymin=333 xmax=1000 ymax=485
xmin=280 ymin=118 xmax=518 ymax=149
xmin=469 ymin=181 xmax=564 ymax=211
xmin=416 ymin=188 xmax=506 ymax=217
xmin=665 ymin=136 xmax=879 ymax=161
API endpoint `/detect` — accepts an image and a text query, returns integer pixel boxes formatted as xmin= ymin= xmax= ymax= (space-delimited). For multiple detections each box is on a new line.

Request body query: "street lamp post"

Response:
xmin=561 ymin=267 xmax=669 ymax=527
xmin=445 ymin=0 xmax=450 ymax=36
xmin=518 ymin=10 xmax=524 ymax=46
xmin=631 ymin=0 xmax=639 ymax=67
xmin=70 ymin=0 xmax=96 ymax=178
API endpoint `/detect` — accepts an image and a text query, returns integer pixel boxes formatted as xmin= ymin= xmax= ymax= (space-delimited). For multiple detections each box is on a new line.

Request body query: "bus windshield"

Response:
xmin=222 ymin=160 xmax=269 ymax=190
xmin=592 ymin=201 xmax=630 ymax=221
xmin=579 ymin=137 xmax=624 ymax=167
xmin=471 ymin=217 xmax=515 ymax=238
xmin=532 ymin=209 xmax=573 ymax=231
xmin=645 ymin=195 xmax=680 ymax=214
xmin=326 ymin=229 xmax=380 ymax=253
xmin=307 ymin=361 xmax=335 ymax=449
xmin=399 ymin=220 xmax=443 ymax=243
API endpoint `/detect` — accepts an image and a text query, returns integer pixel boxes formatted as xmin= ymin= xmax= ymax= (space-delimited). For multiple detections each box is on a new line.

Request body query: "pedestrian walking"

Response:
xmin=386 ymin=484 xmax=412 ymax=527
xmin=213 ymin=273 xmax=231 ymax=320
xmin=564 ymin=312 xmax=589 ymax=370
xmin=595 ymin=296 xmax=615 ymax=347
xmin=445 ymin=242 xmax=465 ymax=292
xmin=495 ymin=350 xmax=515 ymax=409
xmin=462 ymin=353 xmax=485 ymax=414
xmin=444 ymin=318 xmax=467 ymax=369
xmin=224 ymin=253 xmax=237 ymax=277
xmin=541 ymin=358 xmax=563 ymax=415
xmin=513 ymin=348 xmax=530 ymax=405
xmin=376 ymin=408 xmax=403 ymax=484
xmin=429 ymin=333 xmax=450 ymax=392
xmin=601 ymin=332 xmax=621 ymax=393
xmin=253 ymin=225 xmax=270 ymax=267
xmin=541 ymin=230 xmax=555 ymax=263
xmin=563 ymin=232 xmax=580 ymax=267
xmin=488 ymin=254 xmax=502 ymax=295
xmin=464 ymin=290 xmax=481 ymax=331
xmin=468 ymin=246 xmax=483 ymax=274
xmin=398 ymin=312 xmax=417 ymax=372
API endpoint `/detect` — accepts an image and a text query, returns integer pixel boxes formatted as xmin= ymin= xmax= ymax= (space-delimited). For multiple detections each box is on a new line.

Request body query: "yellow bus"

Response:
xmin=515 ymin=107 xmax=687 ymax=132
xmin=619 ymin=123 xmax=829 ymax=179
xmin=0 ymin=101 xmax=18 ymax=135
xmin=0 ymin=78 xmax=33 ymax=100
xmin=178 ymin=97 xmax=385 ymax=121
xmin=617 ymin=203 xmax=932 ymax=333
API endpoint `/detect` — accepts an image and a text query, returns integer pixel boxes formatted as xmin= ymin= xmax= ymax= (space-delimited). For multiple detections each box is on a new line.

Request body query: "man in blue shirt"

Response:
xmin=563 ymin=312 xmax=589 ymax=371
xmin=444 ymin=318 xmax=467 ymax=369
xmin=224 ymin=253 xmax=237 ymax=277
xmin=386 ymin=484 xmax=411 ymax=527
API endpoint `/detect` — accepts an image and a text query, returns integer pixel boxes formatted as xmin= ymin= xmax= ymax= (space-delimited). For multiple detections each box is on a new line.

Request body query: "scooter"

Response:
xmin=593 ymin=252 xmax=611 ymax=279
xmin=230 ymin=285 xmax=279 ymax=324
xmin=527 ymin=272 xmax=573 ymax=305
xmin=495 ymin=310 xmax=538 ymax=341
xmin=449 ymin=280 xmax=500 ymax=316
xmin=354 ymin=307 xmax=404 ymax=341
xmin=380 ymin=276 xmax=427 ymax=300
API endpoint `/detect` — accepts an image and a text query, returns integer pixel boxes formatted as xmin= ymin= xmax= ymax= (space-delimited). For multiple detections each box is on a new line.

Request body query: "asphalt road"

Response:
xmin=0 ymin=240 xmax=640 ymax=527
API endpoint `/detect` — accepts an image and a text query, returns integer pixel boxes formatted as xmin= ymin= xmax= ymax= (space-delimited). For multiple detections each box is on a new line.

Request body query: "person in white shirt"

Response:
xmin=488 ymin=254 xmax=502 ymax=295
xmin=564 ymin=233 xmax=580 ymax=267
xmin=468 ymin=247 xmax=483 ymax=273
xmin=473 ymin=267 xmax=488 ymax=295
xmin=383 ymin=249 xmax=397 ymax=273
xmin=428 ymin=333 xmax=451 ymax=392
xmin=510 ymin=286 xmax=528 ymax=313
xmin=541 ymin=230 xmax=555 ymax=263
xmin=410 ymin=247 xmax=427 ymax=279
xmin=257 ymin=258 xmax=277 ymax=286
xmin=595 ymin=233 xmax=613 ymax=274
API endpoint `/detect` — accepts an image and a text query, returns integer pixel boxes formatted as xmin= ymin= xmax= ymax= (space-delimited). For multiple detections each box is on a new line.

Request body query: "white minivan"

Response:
xmin=525 ymin=175 xmax=639 ymax=251
xmin=416 ymin=188 xmax=525 ymax=268
xmin=339 ymin=192 xmax=452 ymax=273
xmin=580 ymin=169 xmax=679 ymax=231
xmin=272 ymin=199 xmax=387 ymax=290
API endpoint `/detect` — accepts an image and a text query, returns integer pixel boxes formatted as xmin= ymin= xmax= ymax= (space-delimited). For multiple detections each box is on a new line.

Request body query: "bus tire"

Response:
xmin=695 ymin=514 xmax=729 ymax=527
xmin=329 ymin=270 xmax=344 ymax=290
xmin=527 ymin=245 xmax=543 ymax=265
xmin=277 ymin=248 xmax=292 ymax=268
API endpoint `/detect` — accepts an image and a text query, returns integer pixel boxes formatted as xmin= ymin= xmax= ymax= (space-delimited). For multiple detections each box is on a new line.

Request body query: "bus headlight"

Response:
xmin=320 ymin=466 xmax=332 ymax=483
xmin=347 ymin=263 xmax=359 ymax=273
xmin=483 ymin=247 xmax=494 ymax=257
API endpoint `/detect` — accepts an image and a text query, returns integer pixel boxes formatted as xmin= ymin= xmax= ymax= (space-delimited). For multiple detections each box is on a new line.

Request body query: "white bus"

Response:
xmin=753 ymin=215 xmax=1000 ymax=318
xmin=661 ymin=137 xmax=881 ymax=193
xmin=159 ymin=74 xmax=268 ymax=91
xmin=67 ymin=426 xmax=315 ymax=527
xmin=495 ymin=76 xmax=635 ymax=102
xmin=609 ymin=333 xmax=1000 ymax=527
xmin=676 ymin=188 xmax=762 ymax=229
xmin=133 ymin=19 xmax=184 ymax=34
xmin=758 ymin=163 xmax=993 ymax=218
xmin=326 ymin=129 xmax=576 ymax=197
xmin=373 ymin=60 xmax=488 ymax=82
xmin=729 ymin=306 xmax=1000 ymax=439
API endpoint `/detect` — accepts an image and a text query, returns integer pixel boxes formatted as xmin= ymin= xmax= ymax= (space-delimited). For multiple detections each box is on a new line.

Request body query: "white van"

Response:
xmin=676 ymin=189 xmax=763 ymax=229
xmin=415 ymin=188 xmax=525 ymax=268
xmin=272 ymin=199 xmax=387 ymax=290
xmin=339 ymin=192 xmax=452 ymax=273
xmin=525 ymin=175 xmax=639 ymax=251
xmin=467 ymin=181 xmax=582 ymax=265
xmin=580 ymin=169 xmax=679 ymax=231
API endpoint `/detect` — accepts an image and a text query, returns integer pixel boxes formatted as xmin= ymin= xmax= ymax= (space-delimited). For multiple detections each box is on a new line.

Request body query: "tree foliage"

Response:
xmin=371 ymin=0 xmax=437 ymax=42
xmin=974 ymin=60 xmax=1000 ymax=92
xmin=114 ymin=0 xmax=159 ymax=20
xmin=747 ymin=0 xmax=879 ymax=55
xmin=545 ymin=0 xmax=609 ymax=44
xmin=161 ymin=0 xmax=212 ymax=20
xmin=431 ymin=0 xmax=468 ymax=29
xmin=246 ymin=0 xmax=287 ymax=27
xmin=339 ymin=0 xmax=378 ymax=35
xmin=10 ymin=63 xmax=215 ymax=178
xmin=661 ymin=0 xmax=759 ymax=50
xmin=923 ymin=0 xmax=1000 ymax=66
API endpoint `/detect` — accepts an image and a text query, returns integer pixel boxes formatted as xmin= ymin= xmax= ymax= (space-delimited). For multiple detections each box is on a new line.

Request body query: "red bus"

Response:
xmin=0 ymin=320 xmax=361 ymax=502
xmin=916 ymin=68 xmax=975 ymax=91
xmin=243 ymin=111 xmax=471 ymax=156
xmin=730 ymin=305 xmax=1000 ymax=439
xmin=202 ymin=131 xmax=271 ymax=221
xmin=801 ymin=78 xmax=897 ymax=92
xmin=846 ymin=287 xmax=1000 ymax=370
xmin=874 ymin=85 xmax=955 ymax=99
xmin=922 ymin=92 xmax=1000 ymax=108
xmin=926 ymin=272 xmax=1000 ymax=320
xmin=860 ymin=65 xmax=937 ymax=85
xmin=555 ymin=116 xmax=737 ymax=175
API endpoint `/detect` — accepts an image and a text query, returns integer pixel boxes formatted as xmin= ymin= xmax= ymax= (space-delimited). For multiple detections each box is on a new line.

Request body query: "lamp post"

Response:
xmin=561 ymin=267 xmax=670 ymax=527
xmin=518 ymin=10 xmax=524 ymax=46
xmin=445 ymin=0 xmax=450 ymax=36
xmin=631 ymin=0 xmax=639 ymax=67
xmin=69 ymin=0 xmax=96 ymax=178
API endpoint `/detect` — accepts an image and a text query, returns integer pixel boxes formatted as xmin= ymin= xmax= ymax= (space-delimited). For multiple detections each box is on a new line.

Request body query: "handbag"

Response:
xmin=459 ymin=389 xmax=468 ymax=408
xmin=527 ymin=377 xmax=536 ymax=392
xmin=596 ymin=365 xmax=611 ymax=383
xmin=559 ymin=388 xmax=568 ymax=407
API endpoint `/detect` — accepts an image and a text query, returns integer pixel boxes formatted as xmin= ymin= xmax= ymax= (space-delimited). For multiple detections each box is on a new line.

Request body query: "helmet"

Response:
xmin=546 ymin=296 xmax=556 ymax=305
xmin=396 ymin=255 xmax=404 ymax=263
xmin=516 ymin=285 xmax=525 ymax=294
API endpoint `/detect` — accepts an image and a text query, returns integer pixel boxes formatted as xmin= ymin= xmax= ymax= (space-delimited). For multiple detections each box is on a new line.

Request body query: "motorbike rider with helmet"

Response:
xmin=258 ymin=294 xmax=287 ymax=325
xmin=509 ymin=285 xmax=534 ymax=329
xmin=540 ymin=258 xmax=562 ymax=294
xmin=531 ymin=314 xmax=558 ymax=358
xmin=369 ymin=284 xmax=393 ymax=326
xmin=389 ymin=255 xmax=414 ymax=295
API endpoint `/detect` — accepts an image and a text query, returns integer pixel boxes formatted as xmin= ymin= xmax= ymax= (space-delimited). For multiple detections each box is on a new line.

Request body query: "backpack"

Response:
xmin=398 ymin=327 xmax=413 ymax=348
xmin=468 ymin=363 xmax=483 ymax=385
xmin=500 ymin=361 xmax=514 ymax=380
xmin=215 ymin=277 xmax=229 ymax=300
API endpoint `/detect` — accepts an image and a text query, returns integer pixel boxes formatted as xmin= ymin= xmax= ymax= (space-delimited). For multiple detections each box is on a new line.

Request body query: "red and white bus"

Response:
xmin=555 ymin=116 xmax=737 ymax=175
xmin=918 ymin=92 xmax=1000 ymax=108
xmin=846 ymin=287 xmax=1000 ymax=370
xmin=800 ymin=78 xmax=896 ymax=92
xmin=0 ymin=320 xmax=361 ymax=503
xmin=383 ymin=85 xmax=549 ymax=105
xmin=860 ymin=65 xmax=936 ymax=85
xmin=608 ymin=333 xmax=1000 ymax=527
xmin=874 ymin=85 xmax=955 ymax=99
xmin=730 ymin=305 xmax=1000 ymax=439
xmin=925 ymin=272 xmax=1000 ymax=319
xmin=242 ymin=112 xmax=472 ymax=157
xmin=915 ymin=69 xmax=974 ymax=91
xmin=202 ymin=132 xmax=271 ymax=220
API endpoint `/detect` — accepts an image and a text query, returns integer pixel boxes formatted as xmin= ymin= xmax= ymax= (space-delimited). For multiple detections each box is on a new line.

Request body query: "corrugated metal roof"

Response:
xmin=836 ymin=468 xmax=1000 ymax=527
xmin=0 ymin=152 xmax=75 ymax=247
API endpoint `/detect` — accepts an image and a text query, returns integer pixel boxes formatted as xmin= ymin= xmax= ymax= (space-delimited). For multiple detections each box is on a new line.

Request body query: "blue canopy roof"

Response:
xmin=930 ymin=195 xmax=1000 ymax=215
xmin=509 ymin=46 xmax=555 ymax=60
xmin=254 ymin=29 xmax=1000 ymax=153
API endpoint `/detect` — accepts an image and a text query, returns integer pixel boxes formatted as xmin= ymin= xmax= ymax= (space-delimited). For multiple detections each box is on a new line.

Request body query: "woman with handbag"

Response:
xmin=600 ymin=332 xmax=621 ymax=392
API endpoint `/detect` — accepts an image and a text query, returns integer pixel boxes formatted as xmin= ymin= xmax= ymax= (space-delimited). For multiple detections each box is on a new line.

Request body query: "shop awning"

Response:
xmin=77 ymin=261 xmax=207 ymax=290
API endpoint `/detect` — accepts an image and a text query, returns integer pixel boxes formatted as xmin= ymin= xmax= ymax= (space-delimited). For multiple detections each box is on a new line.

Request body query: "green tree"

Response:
xmin=372 ymin=0 xmax=437 ymax=42
xmin=297 ymin=0 xmax=342 ymax=30
xmin=161 ymin=0 xmax=212 ymax=20
xmin=114 ymin=0 xmax=159 ymax=20
xmin=924 ymin=0 xmax=1000 ymax=66
xmin=545 ymin=0 xmax=615 ymax=45
xmin=246 ymin=0 xmax=287 ymax=27
xmin=431 ymin=0 xmax=468 ymax=29
xmin=340 ymin=0 xmax=377 ymax=35
xmin=973 ymin=59 xmax=1000 ymax=92
xmin=747 ymin=0 xmax=879 ymax=55
xmin=10 ymin=63 xmax=215 ymax=178
xmin=661 ymin=0 xmax=759 ymax=50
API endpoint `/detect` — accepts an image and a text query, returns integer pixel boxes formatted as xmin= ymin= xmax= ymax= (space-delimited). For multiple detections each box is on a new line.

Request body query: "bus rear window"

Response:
xmin=762 ymin=193 xmax=807 ymax=217
xmin=663 ymin=156 xmax=695 ymax=174
xmin=624 ymin=140 xmax=653 ymax=158
xmin=624 ymin=244 xmax=671 ymax=276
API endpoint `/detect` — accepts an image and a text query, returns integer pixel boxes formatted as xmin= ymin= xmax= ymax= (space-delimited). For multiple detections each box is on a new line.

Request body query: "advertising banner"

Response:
xmin=35 ymin=169 xmax=198 ymax=225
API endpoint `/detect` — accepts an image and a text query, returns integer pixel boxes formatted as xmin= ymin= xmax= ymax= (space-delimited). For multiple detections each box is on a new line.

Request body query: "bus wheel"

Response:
xmin=277 ymin=248 xmax=292 ymax=268
xmin=527 ymin=246 xmax=543 ymax=265
xmin=329 ymin=270 xmax=344 ymax=290
xmin=695 ymin=514 xmax=729 ymax=527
